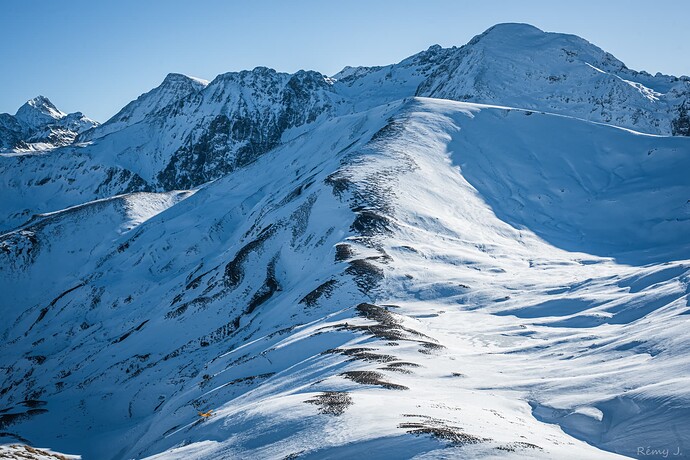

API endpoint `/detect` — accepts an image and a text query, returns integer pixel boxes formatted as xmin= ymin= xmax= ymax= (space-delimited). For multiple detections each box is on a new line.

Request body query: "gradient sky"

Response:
xmin=3 ymin=0 xmax=689 ymax=122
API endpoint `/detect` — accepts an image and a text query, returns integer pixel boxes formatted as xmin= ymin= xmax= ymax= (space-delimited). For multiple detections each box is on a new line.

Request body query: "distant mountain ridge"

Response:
xmin=4 ymin=23 xmax=688 ymax=158
xmin=2 ymin=23 xmax=689 ymax=232
xmin=0 ymin=96 xmax=98 ymax=152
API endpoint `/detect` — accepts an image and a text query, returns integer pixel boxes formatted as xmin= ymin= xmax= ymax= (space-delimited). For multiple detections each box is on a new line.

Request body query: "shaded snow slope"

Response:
xmin=0 ymin=148 xmax=152 ymax=233
xmin=2 ymin=98 xmax=688 ymax=459
xmin=0 ymin=190 xmax=194 ymax=316
xmin=432 ymin=99 xmax=690 ymax=263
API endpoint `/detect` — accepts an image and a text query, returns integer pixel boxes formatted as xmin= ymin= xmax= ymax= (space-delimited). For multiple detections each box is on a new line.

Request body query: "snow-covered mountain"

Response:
xmin=1 ymin=23 xmax=690 ymax=460
xmin=336 ymin=23 xmax=690 ymax=135
xmin=0 ymin=96 xmax=98 ymax=152
xmin=2 ymin=23 xmax=689 ymax=232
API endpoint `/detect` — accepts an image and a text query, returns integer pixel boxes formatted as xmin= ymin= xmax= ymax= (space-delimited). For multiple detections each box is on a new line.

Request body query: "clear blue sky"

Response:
xmin=3 ymin=0 xmax=688 ymax=122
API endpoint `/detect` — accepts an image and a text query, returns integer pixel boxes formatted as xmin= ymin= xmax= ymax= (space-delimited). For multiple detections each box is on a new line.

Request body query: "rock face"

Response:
xmin=1 ymin=23 xmax=690 ymax=460
xmin=155 ymin=68 xmax=343 ymax=189
xmin=672 ymin=102 xmax=690 ymax=135
xmin=0 ymin=96 xmax=98 ymax=152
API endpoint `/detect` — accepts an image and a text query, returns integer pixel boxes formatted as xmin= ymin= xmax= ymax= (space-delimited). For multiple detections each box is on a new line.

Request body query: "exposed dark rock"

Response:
xmin=325 ymin=347 xmax=397 ymax=363
xmin=346 ymin=259 xmax=384 ymax=292
xmin=305 ymin=391 xmax=353 ymax=416
xmin=351 ymin=210 xmax=392 ymax=236
xmin=224 ymin=225 xmax=275 ymax=288
xmin=341 ymin=370 xmax=408 ymax=390
xmin=334 ymin=243 xmax=355 ymax=262
xmin=165 ymin=297 xmax=211 ymax=319
xmin=496 ymin=442 xmax=543 ymax=452
xmin=299 ymin=279 xmax=338 ymax=307
xmin=157 ymin=69 xmax=335 ymax=190
xmin=672 ymin=102 xmax=690 ymax=136
xmin=245 ymin=259 xmax=280 ymax=315
xmin=324 ymin=172 xmax=351 ymax=197
xmin=0 ymin=409 xmax=48 ymax=430
xmin=112 ymin=320 xmax=149 ymax=344
xmin=399 ymin=418 xmax=490 ymax=445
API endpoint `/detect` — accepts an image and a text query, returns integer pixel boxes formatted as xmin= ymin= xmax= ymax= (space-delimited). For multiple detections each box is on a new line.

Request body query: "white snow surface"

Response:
xmin=1 ymin=23 xmax=690 ymax=460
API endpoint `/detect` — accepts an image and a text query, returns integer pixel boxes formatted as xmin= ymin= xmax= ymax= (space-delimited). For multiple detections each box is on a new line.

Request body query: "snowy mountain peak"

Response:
xmin=471 ymin=22 xmax=545 ymax=40
xmin=209 ymin=66 xmax=302 ymax=87
xmin=410 ymin=24 xmax=690 ymax=135
xmin=15 ymin=95 xmax=66 ymax=128
xmin=81 ymin=73 xmax=208 ymax=141
xmin=22 ymin=95 xmax=63 ymax=114
xmin=1 ymin=96 xmax=97 ymax=152
xmin=161 ymin=72 xmax=209 ymax=88
xmin=144 ymin=72 xmax=208 ymax=101
xmin=466 ymin=22 xmax=620 ymax=70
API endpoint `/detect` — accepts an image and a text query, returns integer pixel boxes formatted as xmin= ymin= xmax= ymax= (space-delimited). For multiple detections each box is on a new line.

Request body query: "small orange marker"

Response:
xmin=198 ymin=410 xmax=213 ymax=418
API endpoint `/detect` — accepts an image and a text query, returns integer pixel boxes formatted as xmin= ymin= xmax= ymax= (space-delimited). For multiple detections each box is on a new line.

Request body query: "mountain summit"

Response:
xmin=15 ymin=96 xmax=66 ymax=128
xmin=1 ymin=24 xmax=689 ymax=460
xmin=81 ymin=73 xmax=209 ymax=141
xmin=0 ymin=96 xmax=98 ymax=152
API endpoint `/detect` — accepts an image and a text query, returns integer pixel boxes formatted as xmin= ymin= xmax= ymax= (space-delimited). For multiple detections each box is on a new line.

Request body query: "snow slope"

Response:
xmin=2 ymin=23 xmax=690 ymax=460
xmin=2 ymin=96 xmax=689 ymax=459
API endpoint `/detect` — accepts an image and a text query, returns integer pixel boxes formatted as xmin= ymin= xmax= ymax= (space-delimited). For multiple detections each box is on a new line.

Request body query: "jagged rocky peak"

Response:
xmin=153 ymin=72 xmax=210 ymax=104
xmin=404 ymin=43 xmax=456 ymax=66
xmin=0 ymin=96 xmax=98 ymax=152
xmin=331 ymin=44 xmax=453 ymax=85
xmin=131 ymin=72 xmax=209 ymax=113
xmin=140 ymin=72 xmax=209 ymax=107
xmin=207 ymin=66 xmax=333 ymax=95
xmin=156 ymin=66 xmax=342 ymax=190
xmin=15 ymin=95 xmax=66 ymax=127
xmin=196 ymin=66 xmax=339 ymax=130
xmin=13 ymin=95 xmax=98 ymax=134
xmin=289 ymin=68 xmax=335 ymax=88
xmin=207 ymin=66 xmax=286 ymax=96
